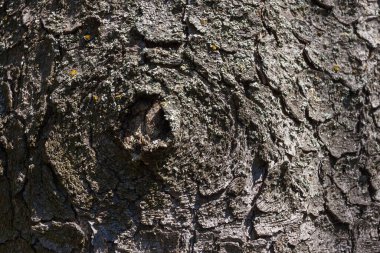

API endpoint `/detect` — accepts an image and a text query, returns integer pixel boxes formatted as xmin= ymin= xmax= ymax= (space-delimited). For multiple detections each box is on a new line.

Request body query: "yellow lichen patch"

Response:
xmin=69 ymin=69 xmax=78 ymax=78
xmin=200 ymin=18 xmax=208 ymax=26
xmin=115 ymin=93 xmax=124 ymax=100
xmin=160 ymin=101 xmax=168 ymax=108
xmin=83 ymin=34 xmax=92 ymax=41
xmin=92 ymin=95 xmax=99 ymax=103
xmin=180 ymin=65 xmax=187 ymax=71
xmin=332 ymin=64 xmax=341 ymax=73
xmin=210 ymin=43 xmax=219 ymax=52
xmin=238 ymin=64 xmax=246 ymax=72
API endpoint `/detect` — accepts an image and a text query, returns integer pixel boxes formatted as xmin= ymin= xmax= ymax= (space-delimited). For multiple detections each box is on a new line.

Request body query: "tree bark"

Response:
xmin=0 ymin=0 xmax=379 ymax=252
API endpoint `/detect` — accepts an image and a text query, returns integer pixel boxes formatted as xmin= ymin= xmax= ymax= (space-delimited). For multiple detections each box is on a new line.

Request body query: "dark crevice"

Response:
xmin=292 ymin=31 xmax=311 ymax=45
xmin=260 ymin=7 xmax=280 ymax=45
xmin=323 ymin=205 xmax=351 ymax=228
xmin=253 ymin=49 xmax=270 ymax=87
xmin=302 ymin=48 xmax=323 ymax=72
xmin=311 ymin=0 xmax=334 ymax=10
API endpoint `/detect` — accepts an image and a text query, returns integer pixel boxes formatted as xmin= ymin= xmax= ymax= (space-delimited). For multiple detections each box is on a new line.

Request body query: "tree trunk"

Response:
xmin=0 ymin=0 xmax=379 ymax=252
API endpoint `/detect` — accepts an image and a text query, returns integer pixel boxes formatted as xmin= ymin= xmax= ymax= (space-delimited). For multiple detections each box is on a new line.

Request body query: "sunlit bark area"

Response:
xmin=0 ymin=0 xmax=379 ymax=252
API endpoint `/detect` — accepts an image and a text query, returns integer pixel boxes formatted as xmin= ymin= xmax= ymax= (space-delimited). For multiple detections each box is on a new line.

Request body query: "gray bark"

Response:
xmin=0 ymin=0 xmax=379 ymax=252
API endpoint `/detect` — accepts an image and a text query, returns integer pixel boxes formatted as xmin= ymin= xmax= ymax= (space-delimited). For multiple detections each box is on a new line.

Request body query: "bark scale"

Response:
xmin=0 ymin=0 xmax=379 ymax=252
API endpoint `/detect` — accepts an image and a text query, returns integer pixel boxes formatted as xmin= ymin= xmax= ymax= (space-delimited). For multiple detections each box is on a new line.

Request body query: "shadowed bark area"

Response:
xmin=0 ymin=0 xmax=379 ymax=252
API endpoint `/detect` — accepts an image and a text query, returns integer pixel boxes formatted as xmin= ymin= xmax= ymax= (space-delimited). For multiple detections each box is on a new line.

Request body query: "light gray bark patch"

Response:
xmin=304 ymin=25 xmax=370 ymax=91
xmin=356 ymin=17 xmax=380 ymax=49
xmin=136 ymin=1 xmax=185 ymax=44
xmin=1 ymin=0 xmax=379 ymax=252
xmin=298 ymin=70 xmax=345 ymax=122
xmin=332 ymin=0 xmax=366 ymax=24
xmin=319 ymin=121 xmax=359 ymax=158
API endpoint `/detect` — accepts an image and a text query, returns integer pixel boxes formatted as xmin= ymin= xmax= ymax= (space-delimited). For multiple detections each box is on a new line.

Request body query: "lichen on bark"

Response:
xmin=0 ymin=0 xmax=379 ymax=252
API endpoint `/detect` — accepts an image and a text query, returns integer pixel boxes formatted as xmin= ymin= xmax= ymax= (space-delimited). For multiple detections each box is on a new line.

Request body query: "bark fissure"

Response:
xmin=0 ymin=0 xmax=379 ymax=252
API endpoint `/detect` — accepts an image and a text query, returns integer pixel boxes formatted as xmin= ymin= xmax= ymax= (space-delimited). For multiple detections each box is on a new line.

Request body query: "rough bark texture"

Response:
xmin=0 ymin=0 xmax=379 ymax=252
